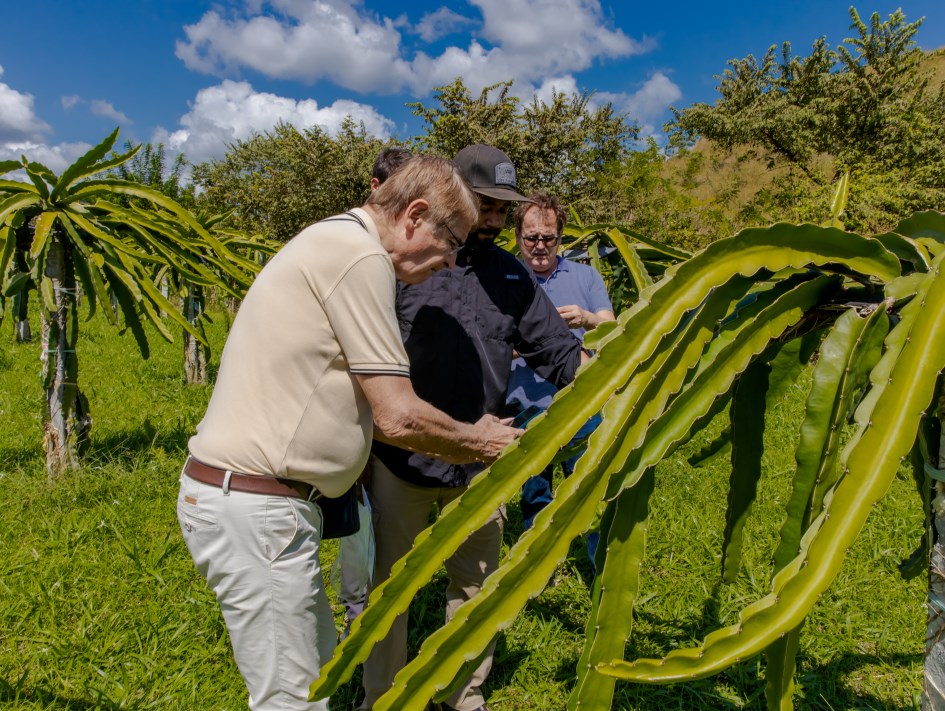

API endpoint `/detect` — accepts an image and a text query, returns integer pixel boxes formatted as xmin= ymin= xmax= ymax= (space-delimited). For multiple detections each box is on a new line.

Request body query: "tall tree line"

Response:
xmin=181 ymin=8 xmax=943 ymax=246
xmin=668 ymin=8 xmax=945 ymax=234
xmin=189 ymin=83 xmax=641 ymax=244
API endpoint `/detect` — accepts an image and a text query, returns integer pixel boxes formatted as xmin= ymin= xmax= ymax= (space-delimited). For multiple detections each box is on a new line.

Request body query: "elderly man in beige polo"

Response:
xmin=176 ymin=156 xmax=520 ymax=711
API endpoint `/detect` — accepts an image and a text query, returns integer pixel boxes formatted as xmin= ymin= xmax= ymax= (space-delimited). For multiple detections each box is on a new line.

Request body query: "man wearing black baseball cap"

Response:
xmin=364 ymin=146 xmax=585 ymax=711
xmin=452 ymin=143 xmax=530 ymax=202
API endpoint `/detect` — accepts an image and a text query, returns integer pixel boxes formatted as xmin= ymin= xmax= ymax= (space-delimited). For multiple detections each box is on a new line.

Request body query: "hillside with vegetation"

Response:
xmin=653 ymin=12 xmax=945 ymax=248
xmin=658 ymin=45 xmax=945 ymax=248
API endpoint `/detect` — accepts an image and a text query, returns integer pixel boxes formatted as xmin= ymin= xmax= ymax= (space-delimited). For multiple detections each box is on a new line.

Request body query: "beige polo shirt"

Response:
xmin=188 ymin=208 xmax=410 ymax=497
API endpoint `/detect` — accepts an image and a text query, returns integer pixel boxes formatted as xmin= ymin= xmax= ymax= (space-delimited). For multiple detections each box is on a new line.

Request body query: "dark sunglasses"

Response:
xmin=522 ymin=234 xmax=559 ymax=246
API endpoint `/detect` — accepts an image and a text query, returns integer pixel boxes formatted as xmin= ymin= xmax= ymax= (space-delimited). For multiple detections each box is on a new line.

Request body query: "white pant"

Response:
xmin=177 ymin=472 xmax=335 ymax=710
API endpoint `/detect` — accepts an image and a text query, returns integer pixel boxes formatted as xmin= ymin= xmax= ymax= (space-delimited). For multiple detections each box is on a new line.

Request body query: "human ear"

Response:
xmin=404 ymin=198 xmax=431 ymax=226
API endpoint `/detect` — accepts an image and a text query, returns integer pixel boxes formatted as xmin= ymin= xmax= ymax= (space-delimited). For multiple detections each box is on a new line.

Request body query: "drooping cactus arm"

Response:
xmin=309 ymin=225 xmax=901 ymax=702
xmin=367 ymin=275 xmax=836 ymax=710
xmin=598 ymin=260 xmax=945 ymax=682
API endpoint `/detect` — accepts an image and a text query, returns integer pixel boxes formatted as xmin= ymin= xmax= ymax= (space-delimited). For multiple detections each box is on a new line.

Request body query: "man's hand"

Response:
xmin=472 ymin=414 xmax=522 ymax=462
xmin=358 ymin=373 xmax=521 ymax=464
xmin=557 ymin=304 xmax=587 ymax=329
xmin=557 ymin=304 xmax=616 ymax=331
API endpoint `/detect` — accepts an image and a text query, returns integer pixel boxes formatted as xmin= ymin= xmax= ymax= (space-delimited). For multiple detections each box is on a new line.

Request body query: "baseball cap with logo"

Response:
xmin=453 ymin=144 xmax=529 ymax=202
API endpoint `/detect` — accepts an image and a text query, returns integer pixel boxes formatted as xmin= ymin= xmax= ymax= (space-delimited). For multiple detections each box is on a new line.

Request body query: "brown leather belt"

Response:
xmin=183 ymin=456 xmax=321 ymax=500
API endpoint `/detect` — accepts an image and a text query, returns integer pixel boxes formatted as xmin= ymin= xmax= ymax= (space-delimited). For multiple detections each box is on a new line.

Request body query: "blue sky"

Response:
xmin=2 ymin=1 xmax=943 ymax=172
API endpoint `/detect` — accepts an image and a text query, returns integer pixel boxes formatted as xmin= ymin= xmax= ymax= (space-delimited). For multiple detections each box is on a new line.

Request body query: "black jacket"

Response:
xmin=372 ymin=240 xmax=583 ymax=487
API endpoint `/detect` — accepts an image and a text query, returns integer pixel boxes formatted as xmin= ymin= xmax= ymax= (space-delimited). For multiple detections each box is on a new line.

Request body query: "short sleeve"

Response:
xmin=585 ymin=268 xmax=614 ymax=314
xmin=324 ymin=253 xmax=410 ymax=375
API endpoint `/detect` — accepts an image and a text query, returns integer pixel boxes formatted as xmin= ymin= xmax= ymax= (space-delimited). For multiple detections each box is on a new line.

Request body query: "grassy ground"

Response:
xmin=0 ymin=308 xmax=926 ymax=710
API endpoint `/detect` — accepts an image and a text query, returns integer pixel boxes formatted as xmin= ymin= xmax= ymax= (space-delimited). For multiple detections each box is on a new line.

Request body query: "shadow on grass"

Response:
xmin=606 ymin=644 xmax=921 ymax=710
xmin=0 ymin=676 xmax=111 ymax=711
xmin=485 ymin=633 xmax=556 ymax=696
xmin=0 ymin=444 xmax=42 ymax=473
xmin=620 ymin=586 xmax=921 ymax=707
xmin=699 ymin=580 xmax=724 ymax=631
xmin=80 ymin=418 xmax=192 ymax=470
xmin=0 ymin=418 xmax=192 ymax=475
xmin=461 ymin=633 xmax=917 ymax=710
xmin=799 ymin=650 xmax=921 ymax=710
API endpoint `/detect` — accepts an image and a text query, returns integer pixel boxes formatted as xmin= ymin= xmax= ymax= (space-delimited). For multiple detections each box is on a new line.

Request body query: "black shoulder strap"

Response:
xmin=318 ymin=210 xmax=368 ymax=231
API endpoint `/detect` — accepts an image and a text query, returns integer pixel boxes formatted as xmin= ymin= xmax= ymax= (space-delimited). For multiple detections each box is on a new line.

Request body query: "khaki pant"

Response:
xmin=177 ymin=471 xmax=334 ymax=710
xmin=361 ymin=459 xmax=504 ymax=711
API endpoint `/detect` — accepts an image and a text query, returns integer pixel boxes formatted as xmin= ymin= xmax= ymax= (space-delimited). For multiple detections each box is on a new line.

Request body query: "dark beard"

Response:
xmin=471 ymin=228 xmax=499 ymax=244
xmin=459 ymin=229 xmax=498 ymax=261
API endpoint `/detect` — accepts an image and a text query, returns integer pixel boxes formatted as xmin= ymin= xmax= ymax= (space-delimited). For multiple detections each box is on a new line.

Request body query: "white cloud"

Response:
xmin=0 ymin=65 xmax=51 ymax=142
xmin=153 ymin=80 xmax=395 ymax=163
xmin=473 ymin=0 xmax=650 ymax=65
xmin=531 ymin=76 xmax=581 ymax=105
xmin=175 ymin=0 xmax=654 ymax=96
xmin=620 ymin=72 xmax=682 ymax=122
xmin=90 ymin=99 xmax=132 ymax=125
xmin=415 ymin=8 xmax=475 ymax=42
xmin=0 ymin=141 xmax=91 ymax=176
xmin=596 ymin=71 xmax=682 ymax=139
xmin=176 ymin=5 xmax=414 ymax=93
xmin=0 ymin=67 xmax=88 ymax=179
xmin=61 ymin=95 xmax=132 ymax=125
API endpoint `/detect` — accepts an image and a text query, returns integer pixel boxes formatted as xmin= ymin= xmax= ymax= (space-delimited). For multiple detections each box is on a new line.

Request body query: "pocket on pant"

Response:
xmin=177 ymin=478 xmax=218 ymax=532
xmin=263 ymin=497 xmax=301 ymax=562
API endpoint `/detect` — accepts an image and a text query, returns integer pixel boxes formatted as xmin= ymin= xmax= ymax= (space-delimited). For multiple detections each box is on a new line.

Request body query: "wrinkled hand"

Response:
xmin=557 ymin=304 xmax=585 ymax=329
xmin=474 ymin=413 xmax=522 ymax=462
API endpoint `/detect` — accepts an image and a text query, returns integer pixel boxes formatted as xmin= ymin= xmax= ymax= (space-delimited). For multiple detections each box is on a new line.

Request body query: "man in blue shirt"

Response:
xmin=506 ymin=192 xmax=615 ymax=532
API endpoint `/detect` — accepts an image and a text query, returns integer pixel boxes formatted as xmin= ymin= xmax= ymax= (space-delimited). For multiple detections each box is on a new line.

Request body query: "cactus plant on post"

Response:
xmin=0 ymin=129 xmax=256 ymax=476
xmin=118 ymin=207 xmax=275 ymax=384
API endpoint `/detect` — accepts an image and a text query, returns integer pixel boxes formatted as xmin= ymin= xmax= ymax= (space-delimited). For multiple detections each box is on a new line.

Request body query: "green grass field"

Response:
xmin=0 ymin=308 xmax=926 ymax=710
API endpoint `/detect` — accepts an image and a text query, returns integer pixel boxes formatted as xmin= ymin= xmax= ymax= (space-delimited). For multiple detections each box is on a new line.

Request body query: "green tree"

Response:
xmin=588 ymin=138 xmax=732 ymax=251
xmin=193 ymin=119 xmax=385 ymax=242
xmin=193 ymin=80 xmax=639 ymax=242
xmin=112 ymin=142 xmax=196 ymax=208
xmin=112 ymin=142 xmax=267 ymax=383
xmin=519 ymin=89 xmax=636 ymax=213
xmin=667 ymin=8 xmax=945 ymax=232
xmin=142 ymin=209 xmax=274 ymax=384
xmin=408 ymin=80 xmax=522 ymax=160
xmin=409 ymin=79 xmax=638 ymax=216
xmin=0 ymin=129 xmax=254 ymax=475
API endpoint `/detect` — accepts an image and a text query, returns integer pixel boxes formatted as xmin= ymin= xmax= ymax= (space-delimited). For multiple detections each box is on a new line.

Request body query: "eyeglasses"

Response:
xmin=439 ymin=222 xmax=465 ymax=254
xmin=521 ymin=233 xmax=559 ymax=247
